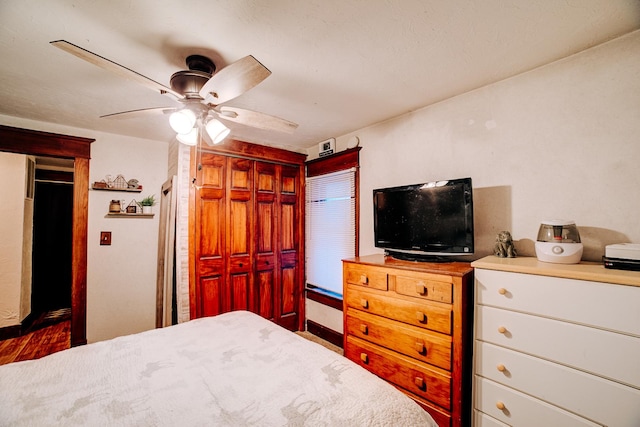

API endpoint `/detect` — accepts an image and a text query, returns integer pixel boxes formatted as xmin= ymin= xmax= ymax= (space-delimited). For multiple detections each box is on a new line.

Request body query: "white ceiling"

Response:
xmin=1 ymin=1 xmax=638 ymax=153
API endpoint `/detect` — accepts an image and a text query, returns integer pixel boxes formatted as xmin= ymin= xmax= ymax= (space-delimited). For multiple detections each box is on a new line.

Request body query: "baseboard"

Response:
xmin=0 ymin=324 xmax=22 ymax=340
xmin=306 ymin=319 xmax=343 ymax=349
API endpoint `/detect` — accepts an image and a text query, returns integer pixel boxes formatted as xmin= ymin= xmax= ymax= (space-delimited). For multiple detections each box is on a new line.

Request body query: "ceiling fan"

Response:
xmin=50 ymin=40 xmax=298 ymax=145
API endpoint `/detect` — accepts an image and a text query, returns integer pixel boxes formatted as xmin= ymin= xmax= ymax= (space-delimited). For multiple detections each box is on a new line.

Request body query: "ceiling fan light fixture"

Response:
xmin=176 ymin=127 xmax=199 ymax=146
xmin=205 ymin=119 xmax=231 ymax=145
xmin=169 ymin=109 xmax=197 ymax=134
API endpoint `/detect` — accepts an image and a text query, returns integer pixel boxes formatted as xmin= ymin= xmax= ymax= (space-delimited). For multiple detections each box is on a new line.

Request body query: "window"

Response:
xmin=305 ymin=148 xmax=360 ymax=296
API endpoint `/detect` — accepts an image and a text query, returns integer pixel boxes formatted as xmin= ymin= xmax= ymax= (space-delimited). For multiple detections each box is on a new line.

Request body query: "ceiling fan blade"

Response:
xmin=199 ymin=55 xmax=271 ymax=105
xmin=217 ymin=106 xmax=298 ymax=134
xmin=100 ymin=107 xmax=177 ymax=119
xmin=50 ymin=40 xmax=184 ymax=100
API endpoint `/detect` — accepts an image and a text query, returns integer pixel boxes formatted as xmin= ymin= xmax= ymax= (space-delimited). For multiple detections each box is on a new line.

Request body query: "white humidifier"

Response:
xmin=535 ymin=220 xmax=583 ymax=264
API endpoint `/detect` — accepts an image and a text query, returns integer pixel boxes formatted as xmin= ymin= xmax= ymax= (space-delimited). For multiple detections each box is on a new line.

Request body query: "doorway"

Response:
xmin=30 ymin=163 xmax=74 ymax=326
xmin=0 ymin=124 xmax=93 ymax=346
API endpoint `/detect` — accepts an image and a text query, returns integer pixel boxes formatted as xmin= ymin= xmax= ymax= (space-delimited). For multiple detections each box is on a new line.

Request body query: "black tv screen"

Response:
xmin=373 ymin=177 xmax=474 ymax=260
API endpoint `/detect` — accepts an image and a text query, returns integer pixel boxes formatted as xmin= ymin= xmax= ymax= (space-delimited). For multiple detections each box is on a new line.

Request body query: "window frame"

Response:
xmin=305 ymin=147 xmax=360 ymax=297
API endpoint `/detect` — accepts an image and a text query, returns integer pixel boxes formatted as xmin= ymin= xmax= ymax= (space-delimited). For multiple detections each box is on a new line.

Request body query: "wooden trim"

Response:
xmin=0 ymin=324 xmax=22 ymax=341
xmin=306 ymin=286 xmax=343 ymax=311
xmin=306 ymin=146 xmax=361 ymax=177
xmin=200 ymin=138 xmax=307 ymax=165
xmin=0 ymin=125 xmax=91 ymax=159
xmin=306 ymin=319 xmax=344 ymax=349
xmin=71 ymin=157 xmax=89 ymax=346
xmin=0 ymin=125 xmax=93 ymax=347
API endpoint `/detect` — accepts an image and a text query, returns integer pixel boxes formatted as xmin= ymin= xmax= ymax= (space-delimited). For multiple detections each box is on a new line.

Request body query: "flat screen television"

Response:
xmin=373 ymin=177 xmax=474 ymax=261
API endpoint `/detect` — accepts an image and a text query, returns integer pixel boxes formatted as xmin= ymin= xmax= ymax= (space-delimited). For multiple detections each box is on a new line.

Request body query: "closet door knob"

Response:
xmin=498 ymin=326 xmax=507 ymax=334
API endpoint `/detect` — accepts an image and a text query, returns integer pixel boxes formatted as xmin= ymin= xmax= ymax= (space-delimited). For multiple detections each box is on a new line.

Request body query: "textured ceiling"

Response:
xmin=1 ymin=1 xmax=639 ymax=152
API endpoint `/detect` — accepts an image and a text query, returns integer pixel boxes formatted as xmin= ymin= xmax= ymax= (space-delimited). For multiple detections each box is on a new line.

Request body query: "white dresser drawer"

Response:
xmin=476 ymin=341 xmax=640 ymax=427
xmin=473 ymin=410 xmax=509 ymax=427
xmin=476 ymin=305 xmax=640 ymax=388
xmin=475 ymin=268 xmax=640 ymax=336
xmin=475 ymin=377 xmax=601 ymax=427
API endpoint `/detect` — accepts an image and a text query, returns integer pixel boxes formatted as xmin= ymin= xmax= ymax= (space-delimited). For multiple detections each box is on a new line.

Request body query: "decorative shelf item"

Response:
xmin=92 ymin=174 xmax=143 ymax=192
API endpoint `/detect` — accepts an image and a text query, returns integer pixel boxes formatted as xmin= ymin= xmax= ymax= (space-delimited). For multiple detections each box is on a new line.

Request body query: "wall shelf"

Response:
xmin=92 ymin=185 xmax=142 ymax=193
xmin=105 ymin=213 xmax=154 ymax=218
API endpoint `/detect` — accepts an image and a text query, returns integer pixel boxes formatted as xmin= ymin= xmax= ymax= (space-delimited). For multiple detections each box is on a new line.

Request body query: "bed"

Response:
xmin=0 ymin=310 xmax=436 ymax=426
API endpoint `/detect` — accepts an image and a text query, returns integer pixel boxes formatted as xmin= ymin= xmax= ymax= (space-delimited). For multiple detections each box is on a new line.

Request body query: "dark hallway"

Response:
xmin=30 ymin=176 xmax=73 ymax=325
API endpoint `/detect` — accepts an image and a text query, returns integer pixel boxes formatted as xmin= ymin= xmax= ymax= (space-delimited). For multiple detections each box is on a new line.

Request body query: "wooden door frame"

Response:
xmin=0 ymin=124 xmax=93 ymax=347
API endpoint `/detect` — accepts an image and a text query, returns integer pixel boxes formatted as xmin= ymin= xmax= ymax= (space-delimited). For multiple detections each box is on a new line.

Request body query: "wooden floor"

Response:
xmin=0 ymin=320 xmax=71 ymax=366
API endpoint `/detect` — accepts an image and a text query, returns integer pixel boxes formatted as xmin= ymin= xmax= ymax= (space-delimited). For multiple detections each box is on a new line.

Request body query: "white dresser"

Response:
xmin=471 ymin=256 xmax=640 ymax=427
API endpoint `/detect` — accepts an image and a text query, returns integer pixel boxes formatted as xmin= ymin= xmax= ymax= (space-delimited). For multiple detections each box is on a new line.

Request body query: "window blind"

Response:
xmin=305 ymin=168 xmax=356 ymax=296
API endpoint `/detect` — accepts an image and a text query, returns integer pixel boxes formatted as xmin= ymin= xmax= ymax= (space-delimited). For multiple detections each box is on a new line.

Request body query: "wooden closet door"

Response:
xmin=277 ymin=164 xmax=302 ymax=330
xmin=193 ymin=153 xmax=226 ymax=318
xmin=254 ymin=162 xmax=277 ymax=320
xmin=226 ymin=158 xmax=253 ymax=312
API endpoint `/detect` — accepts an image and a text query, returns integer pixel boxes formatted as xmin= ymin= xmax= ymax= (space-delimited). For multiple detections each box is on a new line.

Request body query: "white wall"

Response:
xmin=311 ymin=30 xmax=640 ymax=263
xmin=0 ymin=115 xmax=169 ymax=342
xmin=87 ymin=133 xmax=169 ymax=342
xmin=0 ymin=152 xmax=27 ymax=328
xmin=305 ymin=31 xmax=640 ymax=334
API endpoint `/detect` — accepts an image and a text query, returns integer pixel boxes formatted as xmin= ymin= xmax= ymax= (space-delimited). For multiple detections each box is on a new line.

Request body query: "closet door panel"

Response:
xmin=254 ymin=162 xmax=277 ymax=319
xmin=227 ymin=158 xmax=253 ymax=312
xmin=194 ymin=153 xmax=226 ymax=318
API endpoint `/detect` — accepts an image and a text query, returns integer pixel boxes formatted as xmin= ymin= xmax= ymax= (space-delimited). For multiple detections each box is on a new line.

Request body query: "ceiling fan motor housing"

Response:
xmin=170 ymin=55 xmax=216 ymax=99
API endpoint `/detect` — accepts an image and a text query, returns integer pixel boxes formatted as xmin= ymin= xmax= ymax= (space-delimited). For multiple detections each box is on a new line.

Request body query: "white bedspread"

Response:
xmin=0 ymin=311 xmax=435 ymax=426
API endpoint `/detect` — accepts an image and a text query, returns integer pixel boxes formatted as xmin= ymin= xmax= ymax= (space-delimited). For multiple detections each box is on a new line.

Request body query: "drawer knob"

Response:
xmin=414 ymin=376 xmax=426 ymax=391
xmin=416 ymin=312 xmax=427 ymax=323
xmin=360 ymin=299 xmax=369 ymax=309
xmin=497 ymin=364 xmax=506 ymax=372
xmin=360 ymin=324 xmax=368 ymax=334
xmin=415 ymin=340 xmax=426 ymax=354
xmin=360 ymin=274 xmax=368 ymax=285
xmin=498 ymin=326 xmax=507 ymax=334
xmin=416 ymin=282 xmax=427 ymax=295
xmin=360 ymin=352 xmax=369 ymax=364
xmin=496 ymin=401 xmax=506 ymax=410
xmin=498 ymin=288 xmax=507 ymax=295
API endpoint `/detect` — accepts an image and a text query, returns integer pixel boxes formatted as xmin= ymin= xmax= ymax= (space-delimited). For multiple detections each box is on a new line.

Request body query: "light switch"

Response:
xmin=100 ymin=231 xmax=112 ymax=246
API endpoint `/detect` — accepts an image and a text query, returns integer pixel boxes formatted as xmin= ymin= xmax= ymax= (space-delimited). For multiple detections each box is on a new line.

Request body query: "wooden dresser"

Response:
xmin=343 ymin=254 xmax=474 ymax=427
xmin=472 ymin=256 xmax=640 ymax=426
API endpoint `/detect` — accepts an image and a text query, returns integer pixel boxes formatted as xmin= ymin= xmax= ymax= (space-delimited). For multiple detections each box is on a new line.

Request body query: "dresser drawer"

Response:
xmin=395 ymin=274 xmax=453 ymax=303
xmin=475 ymin=377 xmax=601 ymax=426
xmin=476 ymin=305 xmax=640 ymax=388
xmin=475 ymin=268 xmax=640 ymax=336
xmin=343 ymin=264 xmax=388 ymax=291
xmin=346 ymin=335 xmax=452 ymax=410
xmin=345 ymin=287 xmax=452 ymax=334
xmin=476 ymin=341 xmax=640 ymax=427
xmin=473 ymin=411 xmax=509 ymax=427
xmin=345 ymin=308 xmax=452 ymax=370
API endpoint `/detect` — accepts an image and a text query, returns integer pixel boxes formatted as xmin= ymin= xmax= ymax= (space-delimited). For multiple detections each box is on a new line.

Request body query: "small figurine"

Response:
xmin=494 ymin=231 xmax=517 ymax=258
